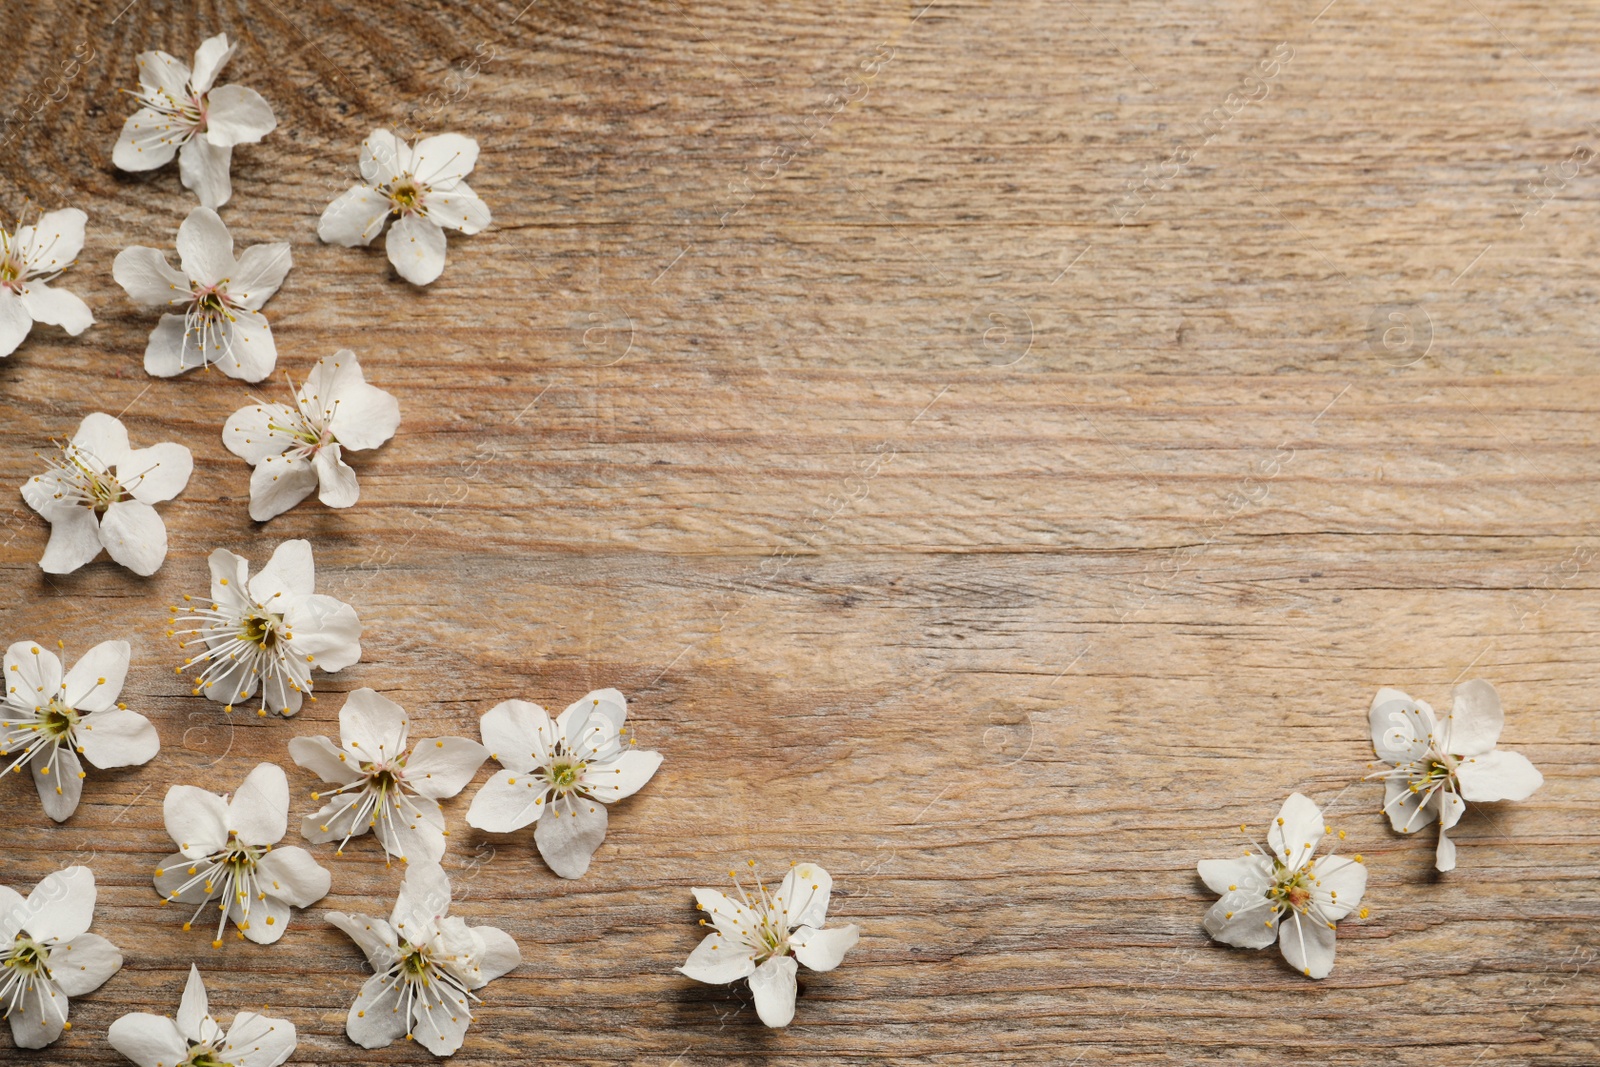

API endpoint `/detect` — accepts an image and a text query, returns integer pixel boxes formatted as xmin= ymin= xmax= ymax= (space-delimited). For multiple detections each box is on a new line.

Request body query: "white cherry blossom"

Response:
xmin=328 ymin=861 xmax=520 ymax=1056
xmin=465 ymin=688 xmax=662 ymax=879
xmin=290 ymin=689 xmax=487 ymax=865
xmin=1198 ymin=793 xmax=1368 ymax=979
xmin=108 ymin=965 xmax=296 ymax=1067
xmin=223 ymin=350 xmax=401 ymax=521
xmin=318 ymin=129 xmax=489 ymax=286
xmin=113 ymin=33 xmax=277 ymax=209
xmin=0 ymin=207 xmax=93 ymax=358
xmin=155 ymin=763 xmax=330 ymax=951
xmin=113 ymin=206 xmax=291 ymax=382
xmin=21 ymin=412 xmax=192 ymax=576
xmin=679 ymin=861 xmax=859 ymax=1028
xmin=168 ymin=539 xmax=362 ymax=717
xmin=1 ymin=639 xmax=158 ymax=822
xmin=1368 ymin=680 xmax=1544 ymax=871
xmin=0 ymin=866 xmax=123 ymax=1049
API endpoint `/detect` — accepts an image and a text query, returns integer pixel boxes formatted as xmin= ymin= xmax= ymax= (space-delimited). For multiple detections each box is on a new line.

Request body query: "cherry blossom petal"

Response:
xmin=176 ymin=964 xmax=210 ymax=1043
xmin=478 ymin=699 xmax=552 ymax=773
xmin=306 ymin=352 xmax=401 ymax=449
xmin=0 ymin=287 xmax=32 ymax=356
xmin=678 ymin=930 xmax=757 ymax=984
xmin=189 ymin=34 xmax=237 ymax=95
xmin=205 ymin=85 xmax=276 ymax=147
xmin=31 ymin=743 xmax=83 ymax=822
xmin=285 ymin=594 xmax=362 ymax=671
xmin=318 ymin=185 xmax=391 ymax=247
xmin=339 ymin=688 xmax=408 ymax=760
xmin=411 ymin=983 xmax=473 ymax=1056
xmin=404 ymin=737 xmax=489 ymax=799
xmin=176 ymin=207 xmax=235 ymax=285
xmin=1277 ymin=909 xmax=1338 ymax=979
xmin=179 ymin=133 xmax=234 ymax=209
xmin=249 ymin=454 xmax=318 ymax=521
xmin=313 ymin=446 xmax=360 ymax=508
xmin=249 ymin=538 xmax=314 ymax=601
xmin=1445 ymin=679 xmax=1504 ymax=756
xmin=121 ymin=441 xmax=193 ymax=504
xmin=17 ymin=282 xmax=91 ymax=336
xmin=219 ymin=1011 xmax=296 ymax=1067
xmin=580 ymin=748 xmax=661 ymax=803
xmin=534 ymin=795 xmax=608 ymax=878
xmin=390 ymin=862 xmax=451 ymax=938
xmin=232 ymin=890 xmax=290 ymax=944
xmin=16 ymin=208 xmax=87 ymax=270
xmin=1369 ymin=691 xmax=1434 ymax=764
xmin=108 ymin=1012 xmax=188 ymax=1067
xmin=228 ymin=242 xmax=292 ymax=310
xmin=5 ymin=641 xmax=63 ymax=701
xmin=142 ymin=313 xmax=202 ymax=377
xmin=287 ymin=735 xmax=361 ymax=785
xmin=99 ymin=498 xmax=168 ymax=576
xmin=327 ymin=912 xmax=400 ymax=971
xmin=7 ymin=984 xmax=67 ymax=1048
xmin=473 ymin=925 xmax=522 ymax=985
xmin=345 ymin=972 xmax=407 ymax=1049
xmin=46 ymin=932 xmax=122 ymax=995
xmin=61 ymin=640 xmax=128 ymax=712
xmin=466 ymin=769 xmax=550 ymax=833
xmin=1382 ymin=776 xmax=1440 ymax=834
xmin=136 ymin=49 xmax=190 ymax=100
xmin=223 ymin=401 xmax=295 ymax=464
xmin=774 ymin=862 xmax=832 ymax=931
xmin=1436 ymin=828 xmax=1458 ymax=872
xmin=254 ymin=846 xmax=330 ymax=909
xmin=1308 ymin=855 xmax=1367 ymax=920
xmin=791 ymin=923 xmax=859 ymax=972
xmin=1267 ymin=793 xmax=1324 ymax=872
xmin=748 ymin=955 xmax=799 ymax=1027
xmin=1202 ymin=890 xmax=1278 ymax=949
xmin=1456 ymin=749 xmax=1543 ymax=802
xmin=228 ymin=763 xmax=289 ymax=846
xmin=213 ymin=307 xmax=277 ymax=383
xmin=72 ymin=412 xmax=132 ymax=468
xmin=385 ymin=213 xmax=446 ymax=285
xmin=412 ymin=133 xmax=479 ymax=185
xmin=76 ymin=708 xmax=159 ymax=770
xmin=165 ymin=784 xmax=231 ymax=858
xmin=113 ymin=106 xmax=185 ymax=171
xmin=1197 ymin=854 xmax=1273 ymax=896
xmin=372 ymin=793 xmax=446 ymax=864
xmin=359 ymin=129 xmax=412 ymax=185
xmin=422 ymin=180 xmax=490 ymax=234
xmin=112 ymin=246 xmax=190 ymax=307
xmin=19 ymin=866 xmax=96 ymax=943
xmin=37 ymin=507 xmax=101 ymax=574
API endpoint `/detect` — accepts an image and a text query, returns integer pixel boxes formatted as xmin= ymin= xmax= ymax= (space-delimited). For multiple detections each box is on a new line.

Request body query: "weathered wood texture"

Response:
xmin=0 ymin=0 xmax=1597 ymax=1063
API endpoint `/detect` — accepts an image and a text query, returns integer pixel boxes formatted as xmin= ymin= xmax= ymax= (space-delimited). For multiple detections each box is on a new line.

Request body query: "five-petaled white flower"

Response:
xmin=223 ymin=349 xmax=401 ymax=521
xmin=679 ymin=861 xmax=859 ymax=1028
xmin=108 ymin=965 xmax=296 ymax=1067
xmin=168 ymin=539 xmax=362 ymax=717
xmin=113 ymin=206 xmax=291 ymax=382
xmin=0 ymin=207 xmax=93 ymax=358
xmin=113 ymin=33 xmax=277 ymax=210
xmin=318 ymin=129 xmax=490 ymax=286
xmin=290 ymin=688 xmax=487 ymax=865
xmin=0 ymin=866 xmax=123 ymax=1049
xmin=329 ymin=861 xmax=520 ymax=1056
xmin=155 ymin=763 xmax=331 ymax=950
xmin=466 ymin=688 xmax=663 ymax=879
xmin=1368 ymin=680 xmax=1544 ymax=872
xmin=1198 ymin=793 xmax=1368 ymax=979
xmin=21 ymin=412 xmax=193 ymax=576
xmin=1 ymin=639 xmax=158 ymax=822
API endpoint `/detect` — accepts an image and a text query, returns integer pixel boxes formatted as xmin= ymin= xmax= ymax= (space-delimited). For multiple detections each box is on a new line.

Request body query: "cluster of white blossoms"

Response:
xmin=1199 ymin=679 xmax=1543 ymax=979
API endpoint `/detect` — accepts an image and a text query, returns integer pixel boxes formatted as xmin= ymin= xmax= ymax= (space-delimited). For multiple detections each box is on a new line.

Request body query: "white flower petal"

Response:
xmin=534 ymin=795 xmax=608 ymax=878
xmin=7 ymin=977 xmax=67 ymax=1048
xmin=345 ymin=972 xmax=407 ymax=1049
xmin=690 ymin=887 xmax=758 ymax=944
xmin=179 ymin=136 xmax=235 ymax=209
xmin=338 ymin=688 xmax=408 ymax=760
xmin=1456 ymin=748 xmax=1543 ymax=802
xmin=121 ymin=441 xmax=193 ymax=504
xmin=113 ymin=246 xmax=190 ymax=307
xmin=472 ymin=924 xmax=522 ymax=986
xmin=153 ymin=851 xmax=210 ymax=905
xmin=478 ymin=699 xmax=552 ymax=773
xmin=1446 ymin=679 xmax=1504 ymax=756
xmin=774 ymin=862 xmax=833 ymax=931
xmin=137 ymin=49 xmax=190 ymax=96
xmin=5 ymin=640 xmax=63 ymax=700
xmin=98 ymin=498 xmax=168 ymax=575
xmin=164 ymin=784 xmax=231 ymax=859
xmin=1267 ymin=793 xmax=1324 ymax=871
xmin=748 ymin=955 xmax=799 ymax=1027
xmin=248 ymin=454 xmax=318 ymax=521
xmin=403 ymin=736 xmax=488 ymax=799
xmin=390 ymin=862 xmax=451 ymax=939
xmin=76 ymin=708 xmax=159 ymax=769
xmin=313 ymin=446 xmax=360 ymax=508
xmin=220 ymin=1010 xmax=297 ymax=1067
xmin=62 ymin=640 xmax=129 ymax=712
xmin=466 ymin=768 xmax=550 ymax=833
xmin=1369 ymin=693 xmax=1435 ymax=765
xmin=678 ymin=930 xmax=758 ymax=984
xmin=108 ymin=1012 xmax=188 ymax=1067
xmin=1277 ymin=909 xmax=1338 ymax=979
xmin=212 ymin=306 xmax=277 ymax=383
xmin=142 ymin=313 xmax=201 ymax=377
xmin=189 ymin=34 xmax=237 ymax=95
xmin=1436 ymin=828 xmax=1458 ymax=872
xmin=327 ymin=912 xmax=400 ymax=971
xmin=37 ymin=508 xmax=102 ymax=574
xmin=301 ymin=793 xmax=367 ymax=846
xmin=306 ymin=351 xmax=401 ymax=449
xmin=0 ymin=286 xmax=32 ymax=356
xmin=176 ymin=964 xmax=209 ymax=1043
xmin=1438 ymin=788 xmax=1466 ymax=832
xmin=1308 ymin=855 xmax=1367 ymax=921
xmin=113 ymin=106 xmax=186 ymax=172
xmin=410 ymin=981 xmax=473 ymax=1056
xmin=249 ymin=537 xmax=315 ymax=600
xmin=208 ymin=547 xmax=250 ymax=602
xmin=16 ymin=209 xmax=87 ymax=270
xmin=422 ymin=180 xmax=490 ymax=234
xmin=1382 ymin=775 xmax=1440 ymax=834
xmin=228 ymin=762 xmax=289 ymax=846
xmin=32 ymin=743 xmax=83 ymax=821
xmin=359 ymin=129 xmax=411 ymax=185
xmin=18 ymin=283 xmax=92 ymax=335
xmin=204 ymin=84 xmax=276 ymax=147
xmin=228 ymin=242 xmax=292 ymax=310
xmin=233 ymin=890 xmax=290 ymax=944
xmin=73 ymin=412 xmax=132 ymax=467
xmin=176 ymin=207 xmax=235 ymax=285
xmin=318 ymin=185 xmax=391 ymax=247
xmin=1202 ymin=889 xmax=1279 ymax=949
xmin=412 ymin=133 xmax=479 ymax=185
xmin=286 ymin=594 xmax=362 ymax=671
xmin=222 ymin=401 xmax=295 ymax=464
xmin=385 ymin=212 xmax=447 ymax=285
xmin=46 ymin=931 xmax=121 ymax=995
xmin=19 ymin=866 xmax=96 ymax=943
xmin=287 ymin=735 xmax=361 ymax=784
xmin=253 ymin=846 xmax=331 ymax=909
xmin=791 ymin=923 xmax=859 ymax=972
xmin=1197 ymin=855 xmax=1273 ymax=897
xmin=580 ymin=747 xmax=661 ymax=803
xmin=372 ymin=792 xmax=446 ymax=864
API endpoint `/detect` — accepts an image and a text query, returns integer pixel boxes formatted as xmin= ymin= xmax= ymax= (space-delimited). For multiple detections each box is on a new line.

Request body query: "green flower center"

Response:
xmin=4 ymin=936 xmax=47 ymax=974
xmin=242 ymin=612 xmax=284 ymax=649
xmin=41 ymin=699 xmax=78 ymax=738
xmin=1267 ymin=862 xmax=1314 ymax=913
xmin=400 ymin=943 xmax=431 ymax=977
xmin=390 ymin=181 xmax=422 ymax=211
xmin=547 ymin=760 xmax=582 ymax=791
xmin=183 ymin=1046 xmax=231 ymax=1067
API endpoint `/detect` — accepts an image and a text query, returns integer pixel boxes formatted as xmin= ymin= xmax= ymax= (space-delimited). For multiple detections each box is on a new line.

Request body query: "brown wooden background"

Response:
xmin=0 ymin=1 xmax=1596 ymax=1063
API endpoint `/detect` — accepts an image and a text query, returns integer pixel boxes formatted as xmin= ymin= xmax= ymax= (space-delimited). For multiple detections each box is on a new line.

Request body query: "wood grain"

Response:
xmin=0 ymin=0 xmax=1596 ymax=1063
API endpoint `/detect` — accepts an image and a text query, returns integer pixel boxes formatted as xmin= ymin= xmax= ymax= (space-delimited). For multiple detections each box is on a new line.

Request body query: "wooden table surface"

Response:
xmin=1 ymin=1 xmax=1596 ymax=1063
